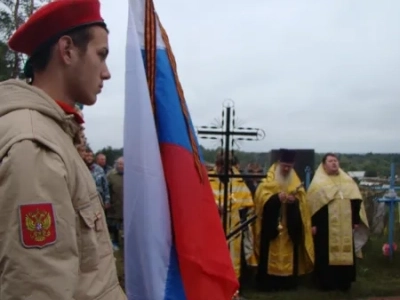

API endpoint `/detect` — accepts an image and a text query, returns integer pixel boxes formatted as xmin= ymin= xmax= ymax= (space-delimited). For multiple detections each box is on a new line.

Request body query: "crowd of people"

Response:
xmin=74 ymin=124 xmax=370 ymax=299
xmin=210 ymin=149 xmax=369 ymax=299
xmin=75 ymin=106 xmax=370 ymax=299
xmin=76 ymin=112 xmax=124 ymax=251
xmin=74 ymin=107 xmax=370 ymax=299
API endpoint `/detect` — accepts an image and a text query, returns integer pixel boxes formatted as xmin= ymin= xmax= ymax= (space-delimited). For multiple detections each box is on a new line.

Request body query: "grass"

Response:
xmin=115 ymin=236 xmax=400 ymax=300
xmin=243 ymin=236 xmax=400 ymax=300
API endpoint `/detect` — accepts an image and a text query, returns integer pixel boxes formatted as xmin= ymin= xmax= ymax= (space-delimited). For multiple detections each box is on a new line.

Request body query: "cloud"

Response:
xmin=84 ymin=0 xmax=400 ymax=153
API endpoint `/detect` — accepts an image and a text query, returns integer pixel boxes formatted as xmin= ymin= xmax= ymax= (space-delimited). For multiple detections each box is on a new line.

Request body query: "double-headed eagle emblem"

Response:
xmin=25 ymin=209 xmax=52 ymax=242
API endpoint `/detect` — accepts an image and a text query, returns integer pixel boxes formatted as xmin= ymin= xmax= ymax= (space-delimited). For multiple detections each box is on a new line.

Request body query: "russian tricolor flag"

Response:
xmin=123 ymin=0 xmax=239 ymax=299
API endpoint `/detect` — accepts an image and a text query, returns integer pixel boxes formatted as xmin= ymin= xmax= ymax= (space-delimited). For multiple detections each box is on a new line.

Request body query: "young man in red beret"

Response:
xmin=0 ymin=1 xmax=126 ymax=299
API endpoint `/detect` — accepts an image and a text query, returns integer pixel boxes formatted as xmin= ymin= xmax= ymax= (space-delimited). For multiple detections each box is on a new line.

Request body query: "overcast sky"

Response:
xmin=84 ymin=0 xmax=400 ymax=153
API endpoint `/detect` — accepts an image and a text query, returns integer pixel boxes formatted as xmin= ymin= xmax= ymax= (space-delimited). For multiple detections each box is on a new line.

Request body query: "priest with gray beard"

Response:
xmin=253 ymin=149 xmax=314 ymax=292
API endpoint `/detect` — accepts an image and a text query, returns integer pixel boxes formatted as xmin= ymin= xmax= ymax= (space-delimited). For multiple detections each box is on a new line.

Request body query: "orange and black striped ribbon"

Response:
xmin=144 ymin=0 xmax=157 ymax=113
xmin=144 ymin=0 xmax=203 ymax=182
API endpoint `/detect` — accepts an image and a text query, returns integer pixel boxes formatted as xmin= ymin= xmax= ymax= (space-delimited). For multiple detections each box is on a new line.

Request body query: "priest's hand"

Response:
xmin=287 ymin=194 xmax=296 ymax=203
xmin=312 ymin=226 xmax=317 ymax=235
xmin=278 ymin=192 xmax=287 ymax=202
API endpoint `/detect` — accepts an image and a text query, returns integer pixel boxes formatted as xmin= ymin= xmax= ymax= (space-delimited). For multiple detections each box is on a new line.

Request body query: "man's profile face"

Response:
xmin=116 ymin=159 xmax=124 ymax=173
xmin=96 ymin=154 xmax=106 ymax=167
xmin=68 ymin=26 xmax=111 ymax=106
xmin=247 ymin=163 xmax=262 ymax=179
xmin=279 ymin=162 xmax=293 ymax=177
xmin=324 ymin=155 xmax=339 ymax=175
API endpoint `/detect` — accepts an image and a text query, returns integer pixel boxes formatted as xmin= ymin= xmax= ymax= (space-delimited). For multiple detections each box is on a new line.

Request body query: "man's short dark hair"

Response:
xmin=30 ymin=27 xmax=91 ymax=73
xmin=215 ymin=153 xmax=239 ymax=167
xmin=322 ymin=152 xmax=338 ymax=164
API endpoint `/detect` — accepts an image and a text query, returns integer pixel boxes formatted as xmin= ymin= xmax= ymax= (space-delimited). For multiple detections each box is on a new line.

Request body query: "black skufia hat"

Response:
xmin=279 ymin=148 xmax=296 ymax=164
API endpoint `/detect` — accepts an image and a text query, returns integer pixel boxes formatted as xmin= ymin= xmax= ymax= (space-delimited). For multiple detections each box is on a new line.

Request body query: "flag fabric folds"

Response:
xmin=123 ymin=0 xmax=239 ymax=299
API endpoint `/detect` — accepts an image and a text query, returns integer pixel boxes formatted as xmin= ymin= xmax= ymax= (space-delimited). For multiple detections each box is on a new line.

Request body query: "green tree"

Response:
xmin=0 ymin=0 xmax=49 ymax=80
xmin=0 ymin=40 xmax=13 ymax=81
xmin=90 ymin=145 xmax=398 ymax=178
xmin=365 ymin=169 xmax=378 ymax=177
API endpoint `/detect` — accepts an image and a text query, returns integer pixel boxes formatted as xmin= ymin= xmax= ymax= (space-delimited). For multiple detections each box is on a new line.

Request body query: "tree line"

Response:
xmin=0 ymin=0 xmax=50 ymax=80
xmin=97 ymin=145 xmax=400 ymax=177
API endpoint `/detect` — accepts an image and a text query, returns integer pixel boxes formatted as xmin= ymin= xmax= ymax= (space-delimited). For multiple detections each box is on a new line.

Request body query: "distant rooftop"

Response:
xmin=348 ymin=171 xmax=366 ymax=179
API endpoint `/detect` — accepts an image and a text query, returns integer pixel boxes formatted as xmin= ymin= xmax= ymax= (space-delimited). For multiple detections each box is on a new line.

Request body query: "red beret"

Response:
xmin=8 ymin=0 xmax=105 ymax=57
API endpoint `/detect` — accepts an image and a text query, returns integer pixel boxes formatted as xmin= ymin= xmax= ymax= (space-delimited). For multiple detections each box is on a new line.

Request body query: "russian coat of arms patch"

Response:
xmin=19 ymin=203 xmax=57 ymax=248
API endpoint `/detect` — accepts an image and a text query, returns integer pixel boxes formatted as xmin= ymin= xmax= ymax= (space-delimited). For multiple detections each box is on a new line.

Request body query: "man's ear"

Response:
xmin=56 ymin=35 xmax=76 ymax=65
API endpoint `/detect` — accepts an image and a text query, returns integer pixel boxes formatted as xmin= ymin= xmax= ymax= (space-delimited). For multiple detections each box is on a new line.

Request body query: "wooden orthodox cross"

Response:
xmin=197 ymin=100 xmax=265 ymax=238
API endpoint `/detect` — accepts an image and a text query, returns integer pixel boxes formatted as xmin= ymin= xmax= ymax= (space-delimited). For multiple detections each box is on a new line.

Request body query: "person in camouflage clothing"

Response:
xmin=84 ymin=148 xmax=111 ymax=207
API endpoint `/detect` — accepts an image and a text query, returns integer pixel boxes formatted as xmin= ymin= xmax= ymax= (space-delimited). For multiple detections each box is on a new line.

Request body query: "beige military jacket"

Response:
xmin=0 ymin=80 xmax=126 ymax=300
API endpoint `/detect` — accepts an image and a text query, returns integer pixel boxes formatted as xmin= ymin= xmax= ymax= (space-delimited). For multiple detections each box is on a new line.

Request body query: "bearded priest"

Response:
xmin=253 ymin=149 xmax=314 ymax=292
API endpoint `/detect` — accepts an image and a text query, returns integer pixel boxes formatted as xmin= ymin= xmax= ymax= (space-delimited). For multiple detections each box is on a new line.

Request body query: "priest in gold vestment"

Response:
xmin=254 ymin=149 xmax=314 ymax=291
xmin=208 ymin=154 xmax=256 ymax=282
xmin=307 ymin=153 xmax=369 ymax=291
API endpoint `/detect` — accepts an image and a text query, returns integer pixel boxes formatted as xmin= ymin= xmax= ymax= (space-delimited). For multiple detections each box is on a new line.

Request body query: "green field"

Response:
xmin=115 ymin=235 xmax=400 ymax=299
